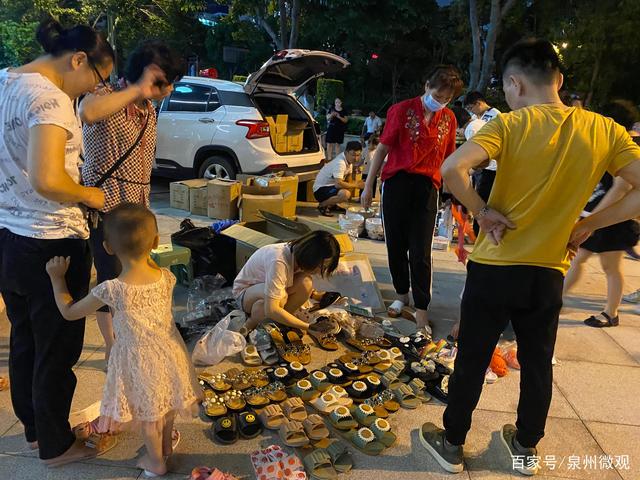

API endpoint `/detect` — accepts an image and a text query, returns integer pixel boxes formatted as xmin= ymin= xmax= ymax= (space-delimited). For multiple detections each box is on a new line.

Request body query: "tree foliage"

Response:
xmin=2 ymin=0 xmax=640 ymax=110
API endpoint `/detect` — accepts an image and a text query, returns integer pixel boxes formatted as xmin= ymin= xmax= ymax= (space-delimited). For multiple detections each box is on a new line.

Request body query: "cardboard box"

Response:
xmin=239 ymin=185 xmax=284 ymax=222
xmin=170 ymin=179 xmax=208 ymax=211
xmin=207 ymin=179 xmax=241 ymax=219
xmin=189 ymin=183 xmax=209 ymax=216
xmin=286 ymin=120 xmax=306 ymax=153
xmin=238 ymin=173 xmax=299 ymax=218
xmin=222 ymin=212 xmax=354 ymax=274
xmin=266 ymin=115 xmax=288 ymax=153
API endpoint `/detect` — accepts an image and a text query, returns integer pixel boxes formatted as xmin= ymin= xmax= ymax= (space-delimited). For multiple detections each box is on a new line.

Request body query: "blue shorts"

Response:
xmin=314 ymin=186 xmax=340 ymax=203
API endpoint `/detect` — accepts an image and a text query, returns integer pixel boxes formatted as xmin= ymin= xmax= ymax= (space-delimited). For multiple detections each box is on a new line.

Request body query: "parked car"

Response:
xmin=153 ymin=49 xmax=350 ymax=180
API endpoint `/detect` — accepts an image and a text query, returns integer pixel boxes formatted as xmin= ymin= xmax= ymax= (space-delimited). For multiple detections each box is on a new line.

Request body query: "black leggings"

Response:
xmin=0 ymin=229 xmax=91 ymax=459
xmin=381 ymin=172 xmax=438 ymax=310
xmin=443 ymin=261 xmax=563 ymax=448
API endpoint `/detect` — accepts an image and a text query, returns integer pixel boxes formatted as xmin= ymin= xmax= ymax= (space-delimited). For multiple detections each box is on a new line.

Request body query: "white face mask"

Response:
xmin=424 ymin=94 xmax=446 ymax=112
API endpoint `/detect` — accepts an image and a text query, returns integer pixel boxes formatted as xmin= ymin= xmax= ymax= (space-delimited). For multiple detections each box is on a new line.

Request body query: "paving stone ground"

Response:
xmin=0 ymin=179 xmax=638 ymax=479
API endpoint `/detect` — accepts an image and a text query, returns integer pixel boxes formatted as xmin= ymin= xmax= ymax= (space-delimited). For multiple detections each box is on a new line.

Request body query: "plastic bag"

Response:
xmin=338 ymin=213 xmax=364 ymax=240
xmin=184 ymin=274 xmax=227 ymax=324
xmin=192 ymin=311 xmax=246 ymax=366
xmin=365 ymin=217 xmax=384 ymax=240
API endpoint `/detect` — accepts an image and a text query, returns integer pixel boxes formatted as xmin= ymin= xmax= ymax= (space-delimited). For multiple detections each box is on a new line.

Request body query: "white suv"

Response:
xmin=153 ymin=50 xmax=349 ymax=180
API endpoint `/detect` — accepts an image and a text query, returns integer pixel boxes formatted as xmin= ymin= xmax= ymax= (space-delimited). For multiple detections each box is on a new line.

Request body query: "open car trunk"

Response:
xmin=253 ymin=92 xmax=320 ymax=155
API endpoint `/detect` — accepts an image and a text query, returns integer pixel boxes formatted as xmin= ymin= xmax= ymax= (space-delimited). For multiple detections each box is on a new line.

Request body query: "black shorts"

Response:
xmin=314 ymin=186 xmax=340 ymax=203
xmin=582 ymin=219 xmax=640 ymax=253
xmin=89 ymin=215 xmax=121 ymax=312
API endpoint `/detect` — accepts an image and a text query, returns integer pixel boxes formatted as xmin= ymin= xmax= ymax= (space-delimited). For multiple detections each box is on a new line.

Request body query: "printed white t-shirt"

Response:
xmin=233 ymin=243 xmax=295 ymax=300
xmin=0 ymin=69 xmax=89 ymax=239
xmin=0 ymin=69 xmax=88 ymax=239
xmin=313 ymin=153 xmax=349 ymax=192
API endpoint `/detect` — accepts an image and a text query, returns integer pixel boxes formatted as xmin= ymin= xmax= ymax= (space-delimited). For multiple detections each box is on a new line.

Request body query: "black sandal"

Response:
xmin=584 ymin=312 xmax=619 ymax=328
xmin=213 ymin=414 xmax=238 ymax=444
xmin=238 ymin=411 xmax=263 ymax=439
xmin=318 ymin=206 xmax=333 ymax=217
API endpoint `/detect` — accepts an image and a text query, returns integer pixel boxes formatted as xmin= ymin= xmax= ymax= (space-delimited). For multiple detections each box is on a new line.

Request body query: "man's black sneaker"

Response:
xmin=419 ymin=422 xmax=464 ymax=473
xmin=500 ymin=424 xmax=541 ymax=476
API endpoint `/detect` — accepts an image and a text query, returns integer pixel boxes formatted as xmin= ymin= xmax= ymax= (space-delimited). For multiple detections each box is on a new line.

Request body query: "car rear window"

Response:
xmin=218 ymin=90 xmax=254 ymax=108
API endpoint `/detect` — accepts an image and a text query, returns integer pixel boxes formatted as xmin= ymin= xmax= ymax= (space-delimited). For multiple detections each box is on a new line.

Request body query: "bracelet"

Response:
xmin=476 ymin=206 xmax=490 ymax=219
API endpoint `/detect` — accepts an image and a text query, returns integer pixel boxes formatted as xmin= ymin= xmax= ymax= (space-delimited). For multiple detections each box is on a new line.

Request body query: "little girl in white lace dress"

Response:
xmin=47 ymin=203 xmax=201 ymax=477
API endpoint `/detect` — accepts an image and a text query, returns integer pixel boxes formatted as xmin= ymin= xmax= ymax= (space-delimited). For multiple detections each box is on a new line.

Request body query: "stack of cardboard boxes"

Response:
xmin=265 ymin=115 xmax=305 ymax=154
xmin=169 ymin=173 xmax=299 ymax=222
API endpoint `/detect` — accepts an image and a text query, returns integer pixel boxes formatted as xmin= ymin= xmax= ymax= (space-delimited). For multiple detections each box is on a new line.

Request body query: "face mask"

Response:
xmin=424 ymin=94 xmax=446 ymax=112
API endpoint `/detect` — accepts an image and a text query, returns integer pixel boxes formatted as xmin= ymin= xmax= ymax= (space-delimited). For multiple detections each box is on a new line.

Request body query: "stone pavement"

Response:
xmin=0 ymin=184 xmax=639 ymax=479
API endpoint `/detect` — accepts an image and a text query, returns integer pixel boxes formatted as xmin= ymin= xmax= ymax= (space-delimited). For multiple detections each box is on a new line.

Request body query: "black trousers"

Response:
xmin=89 ymin=215 xmax=120 ymax=313
xmin=0 ymin=229 xmax=91 ymax=459
xmin=443 ymin=261 xmax=563 ymax=448
xmin=381 ymin=172 xmax=438 ymax=310
xmin=473 ymin=169 xmax=496 ymax=236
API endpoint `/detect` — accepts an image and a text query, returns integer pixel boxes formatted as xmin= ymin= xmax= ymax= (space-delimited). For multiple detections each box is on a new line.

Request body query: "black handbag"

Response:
xmin=171 ymin=219 xmax=236 ymax=284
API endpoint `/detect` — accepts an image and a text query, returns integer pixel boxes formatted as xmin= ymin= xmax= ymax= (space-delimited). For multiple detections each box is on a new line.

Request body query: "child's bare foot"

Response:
xmin=137 ymin=453 xmax=167 ymax=477
xmin=42 ymin=438 xmax=97 ymax=467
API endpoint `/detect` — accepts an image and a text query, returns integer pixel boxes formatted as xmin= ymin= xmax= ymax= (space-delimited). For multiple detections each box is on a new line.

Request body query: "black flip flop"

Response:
xmin=213 ymin=414 xmax=238 ymax=445
xmin=238 ymin=411 xmax=263 ymax=439
xmin=318 ymin=206 xmax=333 ymax=217
xmin=309 ymin=292 xmax=343 ymax=312
xmin=584 ymin=312 xmax=619 ymax=328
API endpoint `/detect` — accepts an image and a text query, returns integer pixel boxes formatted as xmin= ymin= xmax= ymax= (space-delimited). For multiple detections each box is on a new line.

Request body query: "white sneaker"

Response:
xmin=622 ymin=289 xmax=640 ymax=304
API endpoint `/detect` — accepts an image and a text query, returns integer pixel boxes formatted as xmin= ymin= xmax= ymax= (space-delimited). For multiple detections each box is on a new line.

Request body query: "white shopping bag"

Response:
xmin=192 ymin=311 xmax=246 ymax=366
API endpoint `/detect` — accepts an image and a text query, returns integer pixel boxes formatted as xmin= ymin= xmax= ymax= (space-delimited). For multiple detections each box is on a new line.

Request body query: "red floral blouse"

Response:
xmin=379 ymin=96 xmax=457 ymax=188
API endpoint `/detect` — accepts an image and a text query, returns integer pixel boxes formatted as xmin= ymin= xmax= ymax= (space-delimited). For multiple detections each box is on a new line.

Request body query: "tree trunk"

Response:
xmin=252 ymin=8 xmax=282 ymax=50
xmin=278 ymin=0 xmax=287 ymax=51
xmin=288 ymin=0 xmax=301 ymax=48
xmin=477 ymin=0 xmax=517 ymax=93
xmin=468 ymin=0 xmax=482 ymax=91
xmin=585 ymin=52 xmax=601 ymax=108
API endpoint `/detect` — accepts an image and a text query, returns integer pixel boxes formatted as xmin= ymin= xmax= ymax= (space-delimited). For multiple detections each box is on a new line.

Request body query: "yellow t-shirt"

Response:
xmin=469 ymin=104 xmax=640 ymax=274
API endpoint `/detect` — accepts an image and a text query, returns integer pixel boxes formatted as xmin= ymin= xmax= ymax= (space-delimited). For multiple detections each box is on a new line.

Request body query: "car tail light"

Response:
xmin=236 ymin=120 xmax=270 ymax=139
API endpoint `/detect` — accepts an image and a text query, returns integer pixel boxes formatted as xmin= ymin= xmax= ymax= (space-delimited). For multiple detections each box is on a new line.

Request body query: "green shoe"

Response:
xmin=419 ymin=422 xmax=464 ymax=474
xmin=500 ymin=424 xmax=541 ymax=476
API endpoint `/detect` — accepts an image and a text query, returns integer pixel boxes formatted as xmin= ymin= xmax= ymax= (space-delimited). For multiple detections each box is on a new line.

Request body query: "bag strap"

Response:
xmin=94 ymin=111 xmax=149 ymax=188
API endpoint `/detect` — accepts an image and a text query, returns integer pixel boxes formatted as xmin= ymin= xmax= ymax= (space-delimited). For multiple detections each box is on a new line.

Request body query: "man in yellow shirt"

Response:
xmin=420 ymin=39 xmax=640 ymax=476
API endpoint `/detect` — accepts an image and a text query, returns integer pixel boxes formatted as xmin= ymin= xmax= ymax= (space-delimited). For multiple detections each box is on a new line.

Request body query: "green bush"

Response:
xmin=317 ymin=78 xmax=344 ymax=112
xmin=232 ymin=75 xmax=248 ymax=83
xmin=315 ymin=113 xmax=366 ymax=136
xmin=314 ymin=113 xmax=327 ymax=131
xmin=346 ymin=116 xmax=365 ymax=135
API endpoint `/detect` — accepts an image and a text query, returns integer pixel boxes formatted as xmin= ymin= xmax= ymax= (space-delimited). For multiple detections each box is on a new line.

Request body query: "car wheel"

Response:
xmin=198 ymin=156 xmax=237 ymax=180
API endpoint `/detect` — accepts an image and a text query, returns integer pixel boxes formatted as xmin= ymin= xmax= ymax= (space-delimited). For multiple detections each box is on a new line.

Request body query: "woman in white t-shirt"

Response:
xmin=233 ymin=231 xmax=341 ymax=333
xmin=0 ymin=18 xmax=114 ymax=467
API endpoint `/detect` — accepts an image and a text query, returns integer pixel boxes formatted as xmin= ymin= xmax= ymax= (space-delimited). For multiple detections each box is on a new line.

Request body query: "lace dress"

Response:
xmin=92 ymin=268 xmax=200 ymax=430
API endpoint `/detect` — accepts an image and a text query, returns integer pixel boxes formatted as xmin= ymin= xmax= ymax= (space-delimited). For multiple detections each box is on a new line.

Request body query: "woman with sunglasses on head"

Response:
xmin=0 ymin=17 xmax=114 ymax=466
xmin=80 ymin=41 xmax=185 ymax=364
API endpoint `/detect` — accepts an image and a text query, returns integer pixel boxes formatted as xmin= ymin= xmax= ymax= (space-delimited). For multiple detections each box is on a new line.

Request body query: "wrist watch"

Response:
xmin=476 ymin=206 xmax=490 ymax=219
